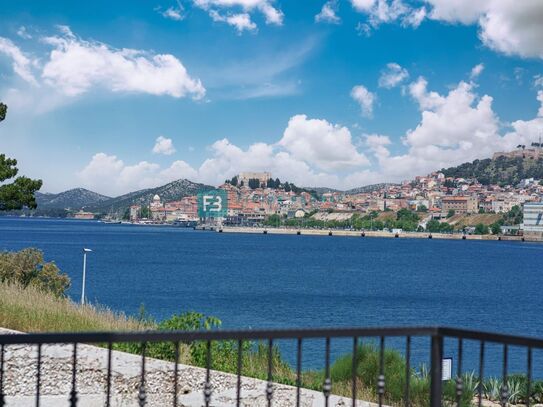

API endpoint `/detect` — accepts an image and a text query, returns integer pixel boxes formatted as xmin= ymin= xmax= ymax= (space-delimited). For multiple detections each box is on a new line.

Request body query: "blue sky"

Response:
xmin=0 ymin=0 xmax=542 ymax=195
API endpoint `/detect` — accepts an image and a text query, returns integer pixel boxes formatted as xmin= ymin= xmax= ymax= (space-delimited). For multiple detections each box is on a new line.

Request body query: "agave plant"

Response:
xmin=415 ymin=364 xmax=429 ymax=381
xmin=532 ymin=381 xmax=543 ymax=404
xmin=507 ymin=378 xmax=522 ymax=404
xmin=462 ymin=371 xmax=480 ymax=395
xmin=506 ymin=374 xmax=529 ymax=405
xmin=483 ymin=377 xmax=501 ymax=402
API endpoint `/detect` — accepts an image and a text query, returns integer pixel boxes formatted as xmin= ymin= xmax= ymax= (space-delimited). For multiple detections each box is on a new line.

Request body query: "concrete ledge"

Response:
xmin=218 ymin=227 xmax=533 ymax=242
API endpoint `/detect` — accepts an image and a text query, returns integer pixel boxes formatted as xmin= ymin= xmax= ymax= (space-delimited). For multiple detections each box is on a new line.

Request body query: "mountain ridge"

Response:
xmin=35 ymin=188 xmax=110 ymax=210
xmin=86 ymin=179 xmax=214 ymax=215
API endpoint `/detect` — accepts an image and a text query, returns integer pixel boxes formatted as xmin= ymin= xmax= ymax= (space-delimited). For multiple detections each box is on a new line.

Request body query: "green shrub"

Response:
xmin=531 ymin=380 xmax=543 ymax=404
xmin=0 ymin=248 xmax=70 ymax=297
xmin=330 ymin=343 xmax=411 ymax=403
xmin=474 ymin=223 xmax=489 ymax=235
xmin=443 ymin=371 xmax=478 ymax=407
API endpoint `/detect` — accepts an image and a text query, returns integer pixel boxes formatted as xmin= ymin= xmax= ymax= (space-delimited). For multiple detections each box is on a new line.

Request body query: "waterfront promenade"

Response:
xmin=215 ymin=226 xmax=536 ymax=242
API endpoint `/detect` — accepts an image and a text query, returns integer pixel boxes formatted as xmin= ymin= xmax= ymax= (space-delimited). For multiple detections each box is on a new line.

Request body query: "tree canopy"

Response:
xmin=0 ymin=248 xmax=70 ymax=297
xmin=0 ymin=103 xmax=6 ymax=122
xmin=0 ymin=102 xmax=43 ymax=210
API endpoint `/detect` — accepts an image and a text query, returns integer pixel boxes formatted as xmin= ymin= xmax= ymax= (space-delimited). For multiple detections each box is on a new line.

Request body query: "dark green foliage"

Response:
xmin=230 ymin=175 xmax=238 ymax=186
xmin=441 ymin=155 xmax=543 ymax=186
xmin=0 ymin=103 xmax=6 ymax=122
xmin=0 ymin=154 xmax=18 ymax=181
xmin=426 ymin=219 xmax=453 ymax=233
xmin=149 ymin=312 xmax=250 ymax=372
xmin=264 ymin=213 xmax=282 ymax=226
xmin=503 ymin=205 xmax=523 ymax=225
xmin=490 ymin=221 xmax=502 ymax=235
xmin=140 ymin=206 xmax=151 ymax=218
xmin=0 ymin=103 xmax=43 ymax=211
xmin=447 ymin=209 xmax=456 ymax=218
xmin=331 ymin=343 xmax=409 ymax=401
xmin=443 ymin=179 xmax=456 ymax=188
xmin=474 ymin=223 xmax=489 ymax=235
xmin=0 ymin=174 xmax=43 ymax=210
xmin=0 ymin=248 xmax=70 ymax=297
xmin=248 ymin=178 xmax=261 ymax=189
xmin=394 ymin=209 xmax=420 ymax=231
xmin=417 ymin=205 xmax=428 ymax=212
xmin=283 ymin=181 xmax=291 ymax=192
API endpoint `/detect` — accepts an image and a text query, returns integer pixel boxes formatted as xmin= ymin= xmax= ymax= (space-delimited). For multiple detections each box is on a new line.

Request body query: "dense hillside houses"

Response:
xmin=131 ymin=156 xmax=543 ymax=233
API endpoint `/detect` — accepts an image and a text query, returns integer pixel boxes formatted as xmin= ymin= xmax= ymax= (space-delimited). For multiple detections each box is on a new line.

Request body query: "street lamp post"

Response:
xmin=81 ymin=248 xmax=92 ymax=305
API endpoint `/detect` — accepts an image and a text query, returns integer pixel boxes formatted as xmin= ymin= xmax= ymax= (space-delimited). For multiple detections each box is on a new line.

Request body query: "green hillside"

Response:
xmin=441 ymin=155 xmax=543 ymax=185
xmin=86 ymin=178 xmax=213 ymax=216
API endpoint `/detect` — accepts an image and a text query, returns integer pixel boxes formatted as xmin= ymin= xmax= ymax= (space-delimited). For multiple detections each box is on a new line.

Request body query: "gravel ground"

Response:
xmin=0 ymin=328 xmax=378 ymax=407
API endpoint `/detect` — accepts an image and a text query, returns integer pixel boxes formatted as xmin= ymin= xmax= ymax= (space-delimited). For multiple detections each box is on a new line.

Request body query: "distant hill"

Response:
xmin=304 ymin=186 xmax=343 ymax=194
xmin=441 ymin=155 xmax=543 ymax=185
xmin=35 ymin=188 xmax=110 ymax=210
xmin=86 ymin=179 xmax=214 ymax=215
xmin=345 ymin=183 xmax=400 ymax=195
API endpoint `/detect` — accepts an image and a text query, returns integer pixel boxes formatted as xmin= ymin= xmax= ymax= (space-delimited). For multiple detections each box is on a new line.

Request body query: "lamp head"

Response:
xmin=83 ymin=248 xmax=93 ymax=253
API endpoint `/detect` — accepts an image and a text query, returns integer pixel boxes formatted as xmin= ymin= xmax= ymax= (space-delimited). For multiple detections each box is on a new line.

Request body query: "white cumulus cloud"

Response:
xmin=424 ymin=0 xmax=543 ymax=59
xmin=193 ymin=0 xmax=283 ymax=31
xmin=378 ymin=62 xmax=409 ymax=88
xmin=470 ymin=63 xmax=485 ymax=80
xmin=152 ymin=136 xmax=177 ymax=155
xmin=78 ymin=113 xmax=373 ymax=193
xmin=41 ymin=26 xmax=205 ymax=99
xmin=77 ymin=153 xmax=200 ymax=196
xmin=76 ymin=85 xmax=543 ymax=194
xmin=370 ymin=77 xmax=543 ymax=181
xmin=350 ymin=0 xmax=426 ymax=32
xmin=209 ymin=10 xmax=257 ymax=33
xmin=16 ymin=26 xmax=32 ymax=40
xmin=315 ymin=1 xmax=341 ymax=24
xmin=350 ymin=85 xmax=376 ymax=117
xmin=279 ymin=114 xmax=369 ymax=171
xmin=160 ymin=6 xmax=185 ymax=21
xmin=0 ymin=37 xmax=38 ymax=85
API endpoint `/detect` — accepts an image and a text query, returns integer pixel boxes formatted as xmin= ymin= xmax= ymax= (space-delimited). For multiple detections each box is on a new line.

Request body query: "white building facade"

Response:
xmin=523 ymin=202 xmax=543 ymax=238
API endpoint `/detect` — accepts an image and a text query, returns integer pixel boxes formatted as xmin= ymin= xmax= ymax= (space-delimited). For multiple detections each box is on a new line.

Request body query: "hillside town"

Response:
xmin=116 ymin=149 xmax=543 ymax=239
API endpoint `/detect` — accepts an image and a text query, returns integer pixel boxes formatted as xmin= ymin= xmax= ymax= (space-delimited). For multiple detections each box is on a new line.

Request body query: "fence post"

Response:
xmin=430 ymin=334 xmax=443 ymax=407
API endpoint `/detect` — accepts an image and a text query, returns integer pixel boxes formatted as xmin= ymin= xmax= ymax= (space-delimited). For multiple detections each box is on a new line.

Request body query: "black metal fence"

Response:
xmin=0 ymin=326 xmax=542 ymax=406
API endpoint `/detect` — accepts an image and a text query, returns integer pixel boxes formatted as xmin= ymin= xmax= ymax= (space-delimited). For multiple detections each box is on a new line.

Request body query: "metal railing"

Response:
xmin=0 ymin=326 xmax=541 ymax=406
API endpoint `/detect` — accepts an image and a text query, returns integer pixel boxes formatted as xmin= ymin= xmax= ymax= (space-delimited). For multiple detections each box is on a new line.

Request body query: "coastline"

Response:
xmin=213 ymin=226 xmax=540 ymax=242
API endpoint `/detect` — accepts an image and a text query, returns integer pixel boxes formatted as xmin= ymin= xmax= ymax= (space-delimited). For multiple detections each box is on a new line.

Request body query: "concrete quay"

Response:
xmin=215 ymin=227 xmax=539 ymax=242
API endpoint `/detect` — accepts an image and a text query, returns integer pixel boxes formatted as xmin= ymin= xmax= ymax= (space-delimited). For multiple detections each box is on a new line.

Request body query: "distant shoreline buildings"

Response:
xmin=77 ymin=148 xmax=543 ymax=238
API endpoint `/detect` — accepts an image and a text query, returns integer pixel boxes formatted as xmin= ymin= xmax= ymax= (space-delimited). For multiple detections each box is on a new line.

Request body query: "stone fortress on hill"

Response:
xmin=493 ymin=141 xmax=543 ymax=160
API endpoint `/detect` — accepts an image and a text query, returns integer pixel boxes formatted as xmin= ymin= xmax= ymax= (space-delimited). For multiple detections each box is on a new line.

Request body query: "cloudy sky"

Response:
xmin=0 ymin=0 xmax=542 ymax=196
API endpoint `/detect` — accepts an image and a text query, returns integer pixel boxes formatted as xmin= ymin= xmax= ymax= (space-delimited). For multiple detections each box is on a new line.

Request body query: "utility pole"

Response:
xmin=81 ymin=248 xmax=92 ymax=305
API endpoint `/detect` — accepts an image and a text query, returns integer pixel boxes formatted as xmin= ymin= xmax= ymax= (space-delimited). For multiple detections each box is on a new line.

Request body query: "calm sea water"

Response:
xmin=1 ymin=217 xmax=542 ymax=375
